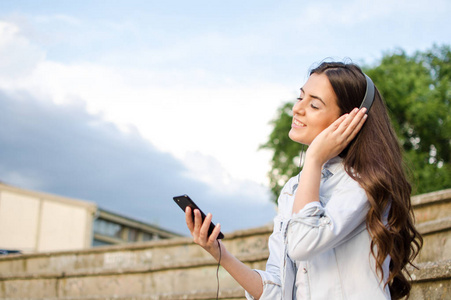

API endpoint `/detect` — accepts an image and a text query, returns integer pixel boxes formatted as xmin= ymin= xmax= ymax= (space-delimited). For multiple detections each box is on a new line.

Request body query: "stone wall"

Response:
xmin=0 ymin=189 xmax=450 ymax=299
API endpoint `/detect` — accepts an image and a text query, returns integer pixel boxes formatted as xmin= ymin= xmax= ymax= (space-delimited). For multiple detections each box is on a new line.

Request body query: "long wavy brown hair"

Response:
xmin=310 ymin=62 xmax=423 ymax=299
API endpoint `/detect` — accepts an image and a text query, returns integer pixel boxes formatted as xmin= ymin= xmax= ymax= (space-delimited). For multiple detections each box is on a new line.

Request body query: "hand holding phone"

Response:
xmin=173 ymin=194 xmax=224 ymax=239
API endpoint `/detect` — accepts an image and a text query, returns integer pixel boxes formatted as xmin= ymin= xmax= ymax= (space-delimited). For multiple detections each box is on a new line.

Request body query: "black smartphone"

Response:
xmin=173 ymin=194 xmax=224 ymax=239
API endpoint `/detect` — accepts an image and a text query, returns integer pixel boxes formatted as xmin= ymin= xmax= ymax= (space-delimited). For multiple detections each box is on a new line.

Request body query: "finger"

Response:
xmin=338 ymin=108 xmax=359 ymax=131
xmin=336 ymin=107 xmax=363 ymax=134
xmin=185 ymin=206 xmax=194 ymax=231
xmin=193 ymin=209 xmax=203 ymax=234
xmin=326 ymin=113 xmax=348 ymax=133
xmin=349 ymin=110 xmax=368 ymax=138
xmin=199 ymin=213 xmax=213 ymax=241
xmin=347 ymin=107 xmax=367 ymax=132
xmin=208 ymin=223 xmax=222 ymax=243
xmin=342 ymin=108 xmax=367 ymax=141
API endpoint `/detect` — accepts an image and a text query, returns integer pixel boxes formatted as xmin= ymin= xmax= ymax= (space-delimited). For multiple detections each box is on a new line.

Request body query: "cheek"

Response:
xmin=316 ymin=120 xmax=332 ymax=133
xmin=313 ymin=116 xmax=339 ymax=135
xmin=323 ymin=113 xmax=340 ymax=128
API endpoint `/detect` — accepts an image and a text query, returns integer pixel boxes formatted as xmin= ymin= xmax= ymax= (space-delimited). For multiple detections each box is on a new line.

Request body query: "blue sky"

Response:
xmin=0 ymin=0 xmax=450 ymax=235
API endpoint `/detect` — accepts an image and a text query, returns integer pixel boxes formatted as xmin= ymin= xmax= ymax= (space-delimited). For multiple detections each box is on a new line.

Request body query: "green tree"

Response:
xmin=261 ymin=45 xmax=451 ymax=201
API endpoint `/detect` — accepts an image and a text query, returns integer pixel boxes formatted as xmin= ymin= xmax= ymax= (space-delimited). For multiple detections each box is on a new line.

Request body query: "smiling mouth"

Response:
xmin=293 ymin=119 xmax=306 ymax=127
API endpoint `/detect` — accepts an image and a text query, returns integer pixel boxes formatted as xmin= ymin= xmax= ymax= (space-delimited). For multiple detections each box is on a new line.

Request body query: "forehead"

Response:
xmin=302 ymin=73 xmax=337 ymax=101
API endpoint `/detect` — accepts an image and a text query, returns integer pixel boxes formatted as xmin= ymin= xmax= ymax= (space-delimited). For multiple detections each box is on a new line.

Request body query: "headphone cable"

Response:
xmin=216 ymin=239 xmax=221 ymax=300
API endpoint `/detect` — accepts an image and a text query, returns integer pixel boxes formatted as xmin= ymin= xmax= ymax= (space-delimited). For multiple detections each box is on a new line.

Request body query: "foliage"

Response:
xmin=261 ymin=45 xmax=451 ymax=201
xmin=261 ymin=102 xmax=302 ymax=200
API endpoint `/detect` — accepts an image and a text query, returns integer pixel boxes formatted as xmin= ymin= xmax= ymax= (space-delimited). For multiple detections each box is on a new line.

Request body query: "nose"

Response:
xmin=293 ymin=99 xmax=306 ymax=116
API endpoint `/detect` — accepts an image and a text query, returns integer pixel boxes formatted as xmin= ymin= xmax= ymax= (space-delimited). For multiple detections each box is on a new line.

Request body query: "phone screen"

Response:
xmin=173 ymin=194 xmax=224 ymax=239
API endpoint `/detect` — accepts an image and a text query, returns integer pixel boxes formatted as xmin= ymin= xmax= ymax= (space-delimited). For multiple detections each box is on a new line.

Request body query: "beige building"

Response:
xmin=0 ymin=183 xmax=180 ymax=254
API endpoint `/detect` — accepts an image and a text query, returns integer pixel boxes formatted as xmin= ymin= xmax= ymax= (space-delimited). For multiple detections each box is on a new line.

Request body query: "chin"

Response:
xmin=296 ymin=140 xmax=309 ymax=146
xmin=289 ymin=133 xmax=309 ymax=145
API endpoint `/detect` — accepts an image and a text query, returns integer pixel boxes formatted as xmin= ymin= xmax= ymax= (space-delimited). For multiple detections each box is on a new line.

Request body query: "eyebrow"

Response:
xmin=300 ymin=88 xmax=327 ymax=106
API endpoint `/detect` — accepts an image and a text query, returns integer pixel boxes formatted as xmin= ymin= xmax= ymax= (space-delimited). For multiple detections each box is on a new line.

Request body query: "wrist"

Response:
xmin=209 ymin=241 xmax=226 ymax=262
xmin=304 ymin=153 xmax=325 ymax=170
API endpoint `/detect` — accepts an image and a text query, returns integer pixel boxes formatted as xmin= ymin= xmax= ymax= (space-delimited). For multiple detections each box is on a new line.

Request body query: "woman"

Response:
xmin=185 ymin=61 xmax=422 ymax=299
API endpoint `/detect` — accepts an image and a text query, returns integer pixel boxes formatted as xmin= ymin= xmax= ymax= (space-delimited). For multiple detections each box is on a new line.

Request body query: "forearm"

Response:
xmin=216 ymin=244 xmax=263 ymax=299
xmin=292 ymin=157 xmax=322 ymax=214
xmin=186 ymin=208 xmax=263 ymax=298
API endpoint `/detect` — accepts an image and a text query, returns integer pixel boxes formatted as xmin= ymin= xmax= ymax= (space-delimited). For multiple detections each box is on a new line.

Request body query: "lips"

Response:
xmin=293 ymin=118 xmax=306 ymax=127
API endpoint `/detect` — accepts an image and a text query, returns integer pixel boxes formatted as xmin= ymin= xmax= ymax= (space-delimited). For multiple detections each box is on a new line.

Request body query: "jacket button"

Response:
xmin=303 ymin=268 xmax=307 ymax=273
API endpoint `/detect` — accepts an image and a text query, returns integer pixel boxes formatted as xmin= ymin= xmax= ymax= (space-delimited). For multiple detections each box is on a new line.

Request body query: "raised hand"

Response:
xmin=292 ymin=107 xmax=368 ymax=214
xmin=185 ymin=206 xmax=222 ymax=260
xmin=306 ymin=107 xmax=367 ymax=166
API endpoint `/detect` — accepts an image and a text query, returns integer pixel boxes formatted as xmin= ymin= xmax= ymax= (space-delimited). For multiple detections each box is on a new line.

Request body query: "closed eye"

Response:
xmin=298 ymin=97 xmax=319 ymax=109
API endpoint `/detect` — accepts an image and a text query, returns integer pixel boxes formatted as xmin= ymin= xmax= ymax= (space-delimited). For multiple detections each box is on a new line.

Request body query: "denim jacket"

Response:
xmin=246 ymin=157 xmax=391 ymax=300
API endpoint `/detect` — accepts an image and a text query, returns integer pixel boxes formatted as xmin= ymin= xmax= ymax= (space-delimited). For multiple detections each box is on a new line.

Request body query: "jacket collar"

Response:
xmin=322 ymin=156 xmax=343 ymax=177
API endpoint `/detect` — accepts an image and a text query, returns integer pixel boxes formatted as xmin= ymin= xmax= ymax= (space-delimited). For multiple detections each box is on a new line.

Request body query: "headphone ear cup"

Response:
xmin=360 ymin=74 xmax=375 ymax=112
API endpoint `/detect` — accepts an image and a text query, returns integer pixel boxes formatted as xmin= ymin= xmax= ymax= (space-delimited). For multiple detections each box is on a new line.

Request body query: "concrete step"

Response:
xmin=0 ymin=226 xmax=271 ymax=279
xmin=412 ymin=189 xmax=451 ymax=224
xmin=0 ymin=250 xmax=267 ymax=299
xmin=1 ymin=260 xmax=449 ymax=300
xmin=2 ymin=238 xmax=450 ymax=300
xmin=416 ymin=217 xmax=451 ymax=263
xmin=0 ymin=288 xmax=247 ymax=300
xmin=0 ymin=226 xmax=269 ymax=299
xmin=2 ymin=216 xmax=449 ymax=284
xmin=409 ymin=259 xmax=451 ymax=300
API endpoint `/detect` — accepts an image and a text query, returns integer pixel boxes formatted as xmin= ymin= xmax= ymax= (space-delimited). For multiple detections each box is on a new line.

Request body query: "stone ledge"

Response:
xmin=3 ymin=261 xmax=450 ymax=300
xmin=0 ymin=288 xmax=246 ymax=300
xmin=0 ymin=237 xmax=192 ymax=261
xmin=0 ymin=227 xmax=272 ymax=263
xmin=409 ymin=259 xmax=451 ymax=282
xmin=417 ymin=217 xmax=451 ymax=235
xmin=411 ymin=189 xmax=451 ymax=208
xmin=0 ymin=251 xmax=269 ymax=281
xmin=225 ymin=224 xmax=272 ymax=238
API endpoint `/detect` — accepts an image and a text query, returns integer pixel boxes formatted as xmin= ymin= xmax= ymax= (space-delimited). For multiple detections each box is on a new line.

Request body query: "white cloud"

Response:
xmin=2 ymin=0 xmax=449 ymax=199
xmin=0 ymin=21 xmax=45 ymax=81
xmin=0 ymin=19 xmax=293 ymax=188
xmin=182 ymin=151 xmax=271 ymax=202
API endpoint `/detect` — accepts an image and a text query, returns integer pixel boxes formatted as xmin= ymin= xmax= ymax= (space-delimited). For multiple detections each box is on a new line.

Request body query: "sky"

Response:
xmin=0 ymin=0 xmax=450 ymax=235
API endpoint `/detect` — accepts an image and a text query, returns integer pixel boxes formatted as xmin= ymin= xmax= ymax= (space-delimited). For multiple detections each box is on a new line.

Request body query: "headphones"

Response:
xmin=359 ymin=74 xmax=375 ymax=112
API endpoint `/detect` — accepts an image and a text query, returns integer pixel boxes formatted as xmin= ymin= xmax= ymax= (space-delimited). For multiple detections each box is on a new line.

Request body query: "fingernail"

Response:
xmin=353 ymin=108 xmax=359 ymax=113
xmin=361 ymin=107 xmax=367 ymax=113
